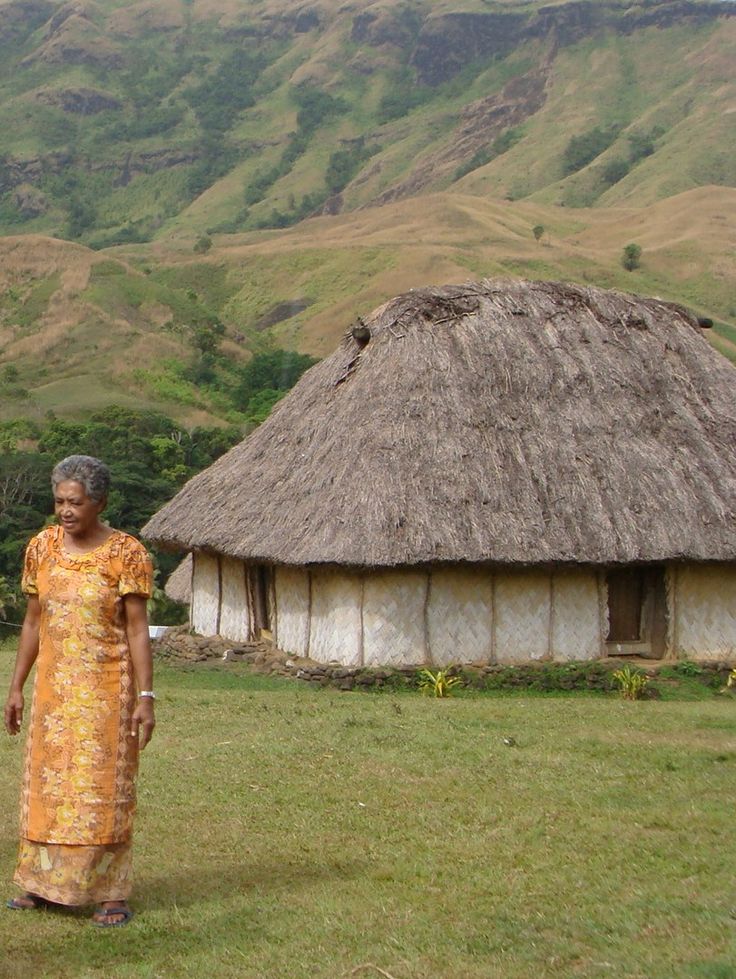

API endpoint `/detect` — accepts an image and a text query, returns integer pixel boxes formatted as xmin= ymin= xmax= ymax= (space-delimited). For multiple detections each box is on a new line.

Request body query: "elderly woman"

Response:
xmin=3 ymin=455 xmax=155 ymax=927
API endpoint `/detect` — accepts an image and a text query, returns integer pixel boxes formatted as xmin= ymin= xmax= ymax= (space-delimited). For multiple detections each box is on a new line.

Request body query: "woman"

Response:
xmin=3 ymin=455 xmax=155 ymax=927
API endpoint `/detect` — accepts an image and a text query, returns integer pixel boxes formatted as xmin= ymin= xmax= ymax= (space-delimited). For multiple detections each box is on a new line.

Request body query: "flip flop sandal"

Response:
xmin=6 ymin=894 xmax=53 ymax=911
xmin=91 ymin=906 xmax=134 ymax=928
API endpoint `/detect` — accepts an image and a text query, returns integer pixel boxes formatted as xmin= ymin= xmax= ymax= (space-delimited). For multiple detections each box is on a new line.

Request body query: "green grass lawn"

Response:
xmin=1 ymin=648 xmax=735 ymax=979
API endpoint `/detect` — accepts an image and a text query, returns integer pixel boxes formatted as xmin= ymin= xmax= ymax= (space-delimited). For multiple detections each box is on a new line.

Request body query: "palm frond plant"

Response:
xmin=417 ymin=668 xmax=462 ymax=698
xmin=612 ymin=666 xmax=649 ymax=700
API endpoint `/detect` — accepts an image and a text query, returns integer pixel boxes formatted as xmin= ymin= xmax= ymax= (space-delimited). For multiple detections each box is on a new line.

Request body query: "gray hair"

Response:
xmin=51 ymin=455 xmax=110 ymax=503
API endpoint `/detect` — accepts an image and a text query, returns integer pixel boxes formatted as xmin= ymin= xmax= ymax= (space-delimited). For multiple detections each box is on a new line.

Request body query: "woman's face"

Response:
xmin=54 ymin=480 xmax=105 ymax=539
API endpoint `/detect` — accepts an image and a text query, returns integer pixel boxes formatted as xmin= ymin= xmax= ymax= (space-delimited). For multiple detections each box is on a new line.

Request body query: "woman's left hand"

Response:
xmin=130 ymin=698 xmax=156 ymax=750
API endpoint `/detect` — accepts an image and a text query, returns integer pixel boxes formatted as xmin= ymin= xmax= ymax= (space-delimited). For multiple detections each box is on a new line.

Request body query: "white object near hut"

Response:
xmin=144 ymin=279 xmax=736 ymax=666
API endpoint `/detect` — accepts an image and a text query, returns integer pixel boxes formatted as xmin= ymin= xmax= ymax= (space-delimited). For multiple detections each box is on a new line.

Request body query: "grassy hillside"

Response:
xmin=0 ymin=0 xmax=734 ymax=424
xmin=0 ymin=0 xmax=734 ymax=247
xmin=1 ymin=183 xmax=734 ymax=422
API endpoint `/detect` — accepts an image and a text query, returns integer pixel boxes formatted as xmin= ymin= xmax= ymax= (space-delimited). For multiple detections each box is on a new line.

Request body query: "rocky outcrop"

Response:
xmin=0 ymin=0 xmax=56 ymax=45
xmin=409 ymin=0 xmax=735 ymax=87
xmin=13 ymin=184 xmax=48 ymax=218
xmin=107 ymin=0 xmax=186 ymax=38
xmin=412 ymin=11 xmax=526 ymax=86
xmin=44 ymin=0 xmax=100 ymax=38
xmin=0 ymin=153 xmax=73 ymax=194
xmin=371 ymin=67 xmax=549 ymax=206
xmin=121 ymin=149 xmax=201 ymax=173
xmin=351 ymin=6 xmax=422 ymax=49
xmin=525 ymin=1 xmax=605 ymax=45
xmin=619 ymin=0 xmax=736 ymax=33
xmin=0 ymin=148 xmax=200 ymax=195
xmin=22 ymin=3 xmax=124 ymax=69
xmin=35 ymin=87 xmax=123 ymax=115
xmin=291 ymin=7 xmax=321 ymax=33
xmin=236 ymin=3 xmax=322 ymax=41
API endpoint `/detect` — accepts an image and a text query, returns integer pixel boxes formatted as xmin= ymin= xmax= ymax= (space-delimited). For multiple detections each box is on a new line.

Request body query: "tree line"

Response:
xmin=0 ymin=349 xmax=318 ymax=626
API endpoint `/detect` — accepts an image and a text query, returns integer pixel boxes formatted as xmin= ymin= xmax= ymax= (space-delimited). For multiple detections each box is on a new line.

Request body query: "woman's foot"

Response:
xmin=6 ymin=893 xmax=51 ymax=910
xmin=91 ymin=901 xmax=134 ymax=927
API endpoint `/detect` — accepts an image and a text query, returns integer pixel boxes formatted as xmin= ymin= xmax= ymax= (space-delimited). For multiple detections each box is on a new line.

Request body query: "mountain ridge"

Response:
xmin=0 ymin=0 xmax=734 ymax=424
xmin=1 ymin=0 xmax=734 ymax=242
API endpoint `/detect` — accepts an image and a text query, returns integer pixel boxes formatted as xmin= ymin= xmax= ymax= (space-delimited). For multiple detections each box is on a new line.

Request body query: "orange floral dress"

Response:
xmin=13 ymin=525 xmax=152 ymax=905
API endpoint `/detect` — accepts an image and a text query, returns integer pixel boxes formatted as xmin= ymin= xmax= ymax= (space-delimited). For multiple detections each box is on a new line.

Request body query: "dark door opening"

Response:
xmin=251 ymin=563 xmax=272 ymax=636
xmin=606 ymin=566 xmax=666 ymax=658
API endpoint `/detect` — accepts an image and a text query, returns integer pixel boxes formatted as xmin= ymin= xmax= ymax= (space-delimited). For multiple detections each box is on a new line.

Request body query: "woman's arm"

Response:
xmin=4 ymin=596 xmax=41 ymax=736
xmin=124 ymin=593 xmax=156 ymax=750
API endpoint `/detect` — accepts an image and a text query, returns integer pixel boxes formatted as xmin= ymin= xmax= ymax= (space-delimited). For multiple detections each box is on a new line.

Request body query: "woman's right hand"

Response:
xmin=4 ymin=691 xmax=24 ymax=735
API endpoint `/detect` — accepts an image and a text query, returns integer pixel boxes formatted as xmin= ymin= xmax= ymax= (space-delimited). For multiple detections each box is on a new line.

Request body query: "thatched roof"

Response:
xmin=164 ymin=554 xmax=192 ymax=604
xmin=142 ymin=279 xmax=736 ymax=568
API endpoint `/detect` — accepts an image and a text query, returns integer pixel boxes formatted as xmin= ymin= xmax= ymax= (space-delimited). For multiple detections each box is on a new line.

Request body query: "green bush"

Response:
xmin=563 ymin=125 xmax=621 ymax=175
xmin=602 ymin=157 xmax=631 ymax=186
xmin=325 ymin=140 xmax=376 ymax=195
xmin=622 ymin=242 xmax=642 ymax=271
xmin=193 ymin=235 xmax=213 ymax=254
xmin=235 ymin=350 xmax=318 ymax=408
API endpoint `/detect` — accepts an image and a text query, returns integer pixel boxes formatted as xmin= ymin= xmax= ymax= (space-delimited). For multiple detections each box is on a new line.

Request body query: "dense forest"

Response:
xmin=0 ymin=348 xmax=317 ymax=629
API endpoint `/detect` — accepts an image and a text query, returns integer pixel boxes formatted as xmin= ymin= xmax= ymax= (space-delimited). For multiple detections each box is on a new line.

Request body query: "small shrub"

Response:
xmin=601 ymin=157 xmax=630 ymax=186
xmin=417 ymin=668 xmax=462 ymax=698
xmin=612 ymin=666 xmax=649 ymax=700
xmin=532 ymin=224 xmax=545 ymax=241
xmin=720 ymin=668 xmax=736 ymax=694
xmin=621 ymin=242 xmax=642 ymax=271
xmin=562 ymin=125 xmax=620 ymax=175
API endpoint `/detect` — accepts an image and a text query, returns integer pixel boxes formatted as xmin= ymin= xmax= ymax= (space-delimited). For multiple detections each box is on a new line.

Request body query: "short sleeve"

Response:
xmin=21 ymin=536 xmax=41 ymax=596
xmin=118 ymin=536 xmax=154 ymax=599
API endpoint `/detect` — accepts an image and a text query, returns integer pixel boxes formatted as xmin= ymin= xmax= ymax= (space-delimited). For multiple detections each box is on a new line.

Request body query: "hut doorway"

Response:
xmin=605 ymin=567 xmax=666 ymax=658
xmin=249 ymin=563 xmax=273 ymax=639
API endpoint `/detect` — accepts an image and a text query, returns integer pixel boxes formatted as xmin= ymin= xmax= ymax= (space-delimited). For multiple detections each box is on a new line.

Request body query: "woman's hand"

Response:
xmin=5 ymin=595 xmax=40 ymax=737
xmin=4 ymin=690 xmax=24 ymax=736
xmin=123 ymin=593 xmax=155 ymax=750
xmin=130 ymin=697 xmax=155 ymax=750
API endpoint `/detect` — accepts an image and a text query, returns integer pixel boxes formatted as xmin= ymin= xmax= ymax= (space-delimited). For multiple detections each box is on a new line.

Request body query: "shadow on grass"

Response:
xmin=0 ymin=855 xmax=367 ymax=978
xmin=138 ymin=852 xmax=366 ymax=910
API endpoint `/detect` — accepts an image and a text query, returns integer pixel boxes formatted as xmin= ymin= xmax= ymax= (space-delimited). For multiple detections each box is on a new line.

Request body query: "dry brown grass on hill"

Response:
xmin=203 ymin=186 xmax=735 ymax=353
xmin=2 ymin=183 xmax=733 ymax=422
xmin=107 ymin=0 xmax=186 ymax=35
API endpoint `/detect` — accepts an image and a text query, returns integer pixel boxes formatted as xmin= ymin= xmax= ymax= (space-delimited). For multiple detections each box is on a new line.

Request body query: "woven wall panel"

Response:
xmin=191 ymin=553 xmax=220 ymax=636
xmin=219 ymin=557 xmax=250 ymax=643
xmin=551 ymin=570 xmax=601 ymax=661
xmin=427 ymin=568 xmax=492 ymax=665
xmin=675 ymin=565 xmax=736 ymax=661
xmin=275 ymin=566 xmax=310 ymax=657
xmin=310 ymin=569 xmax=362 ymax=665
xmin=664 ymin=566 xmax=676 ymax=658
xmin=495 ymin=572 xmax=551 ymax=662
xmin=363 ymin=571 xmax=427 ymax=666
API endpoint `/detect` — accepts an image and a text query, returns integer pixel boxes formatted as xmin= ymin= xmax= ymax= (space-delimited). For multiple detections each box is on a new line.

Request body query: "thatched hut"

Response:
xmin=164 ymin=554 xmax=192 ymax=606
xmin=142 ymin=279 xmax=736 ymax=666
